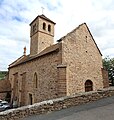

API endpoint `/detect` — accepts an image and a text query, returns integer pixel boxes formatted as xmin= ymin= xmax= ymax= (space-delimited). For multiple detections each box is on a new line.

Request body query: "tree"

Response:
xmin=103 ymin=57 xmax=114 ymax=85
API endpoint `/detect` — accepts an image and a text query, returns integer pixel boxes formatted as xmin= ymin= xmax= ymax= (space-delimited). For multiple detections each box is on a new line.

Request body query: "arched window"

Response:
xmin=48 ymin=24 xmax=51 ymax=32
xmin=85 ymin=80 xmax=93 ymax=92
xmin=34 ymin=72 xmax=38 ymax=88
xmin=43 ymin=22 xmax=46 ymax=30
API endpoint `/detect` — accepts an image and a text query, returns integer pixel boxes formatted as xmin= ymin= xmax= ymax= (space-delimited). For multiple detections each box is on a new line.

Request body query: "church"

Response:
xmin=8 ymin=14 xmax=109 ymax=106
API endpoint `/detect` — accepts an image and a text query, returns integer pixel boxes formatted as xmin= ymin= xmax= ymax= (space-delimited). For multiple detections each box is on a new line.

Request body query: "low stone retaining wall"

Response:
xmin=0 ymin=87 xmax=114 ymax=120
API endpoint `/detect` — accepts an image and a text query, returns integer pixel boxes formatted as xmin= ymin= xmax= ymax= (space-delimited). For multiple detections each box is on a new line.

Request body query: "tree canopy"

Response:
xmin=103 ymin=57 xmax=114 ymax=85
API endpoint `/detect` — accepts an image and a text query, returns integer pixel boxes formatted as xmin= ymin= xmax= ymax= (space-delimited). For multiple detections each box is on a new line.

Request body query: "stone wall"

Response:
xmin=9 ymin=43 xmax=62 ymax=106
xmin=61 ymin=23 xmax=104 ymax=95
xmin=0 ymin=79 xmax=11 ymax=100
xmin=102 ymin=68 xmax=109 ymax=88
xmin=57 ymin=65 xmax=67 ymax=97
xmin=30 ymin=16 xmax=55 ymax=55
xmin=0 ymin=87 xmax=114 ymax=120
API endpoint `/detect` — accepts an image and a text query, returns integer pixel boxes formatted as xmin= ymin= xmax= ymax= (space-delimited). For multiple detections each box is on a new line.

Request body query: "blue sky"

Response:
xmin=0 ymin=0 xmax=114 ymax=70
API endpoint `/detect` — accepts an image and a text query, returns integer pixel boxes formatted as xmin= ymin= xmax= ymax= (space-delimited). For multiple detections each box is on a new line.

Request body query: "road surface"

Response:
xmin=24 ymin=96 xmax=114 ymax=120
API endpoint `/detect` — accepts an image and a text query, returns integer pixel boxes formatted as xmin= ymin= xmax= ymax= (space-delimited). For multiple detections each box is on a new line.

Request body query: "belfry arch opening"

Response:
xmin=43 ymin=22 xmax=46 ymax=30
xmin=85 ymin=80 xmax=93 ymax=92
xmin=48 ymin=24 xmax=51 ymax=32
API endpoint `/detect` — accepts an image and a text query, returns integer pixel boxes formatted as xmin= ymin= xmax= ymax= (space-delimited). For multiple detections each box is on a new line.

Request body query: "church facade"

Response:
xmin=8 ymin=14 xmax=109 ymax=106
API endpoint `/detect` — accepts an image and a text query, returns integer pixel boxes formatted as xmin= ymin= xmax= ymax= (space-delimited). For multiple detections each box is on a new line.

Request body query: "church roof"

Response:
xmin=30 ymin=14 xmax=56 ymax=25
xmin=9 ymin=43 xmax=60 ymax=68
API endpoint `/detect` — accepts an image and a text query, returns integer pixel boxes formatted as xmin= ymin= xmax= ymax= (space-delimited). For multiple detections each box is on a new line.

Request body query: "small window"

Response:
xmin=34 ymin=72 xmax=38 ymax=88
xmin=43 ymin=22 xmax=46 ymax=30
xmin=48 ymin=24 xmax=51 ymax=32
xmin=85 ymin=36 xmax=87 ymax=42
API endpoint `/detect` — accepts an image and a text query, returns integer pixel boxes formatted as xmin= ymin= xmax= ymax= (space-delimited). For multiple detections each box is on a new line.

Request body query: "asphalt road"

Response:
xmin=24 ymin=96 xmax=114 ymax=120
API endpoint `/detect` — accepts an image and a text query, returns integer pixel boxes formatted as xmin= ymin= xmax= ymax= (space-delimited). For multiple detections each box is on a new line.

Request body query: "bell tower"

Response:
xmin=30 ymin=14 xmax=56 ymax=56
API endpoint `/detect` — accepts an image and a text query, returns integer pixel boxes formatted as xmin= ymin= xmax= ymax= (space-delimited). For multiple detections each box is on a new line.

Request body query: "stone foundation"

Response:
xmin=0 ymin=87 xmax=114 ymax=120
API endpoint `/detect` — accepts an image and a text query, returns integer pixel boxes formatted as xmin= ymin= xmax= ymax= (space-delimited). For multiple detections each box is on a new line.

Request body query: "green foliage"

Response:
xmin=0 ymin=71 xmax=7 ymax=80
xmin=103 ymin=57 xmax=114 ymax=85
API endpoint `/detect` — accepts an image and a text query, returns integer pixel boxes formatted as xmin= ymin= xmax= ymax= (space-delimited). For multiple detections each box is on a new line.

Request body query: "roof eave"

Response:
xmin=29 ymin=14 xmax=56 ymax=25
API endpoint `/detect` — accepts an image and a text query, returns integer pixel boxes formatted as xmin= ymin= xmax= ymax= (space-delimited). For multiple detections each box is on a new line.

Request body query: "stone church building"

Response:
xmin=8 ymin=14 xmax=109 ymax=106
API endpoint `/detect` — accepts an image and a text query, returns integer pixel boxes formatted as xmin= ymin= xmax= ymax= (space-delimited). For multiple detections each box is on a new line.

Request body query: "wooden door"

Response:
xmin=85 ymin=80 xmax=93 ymax=92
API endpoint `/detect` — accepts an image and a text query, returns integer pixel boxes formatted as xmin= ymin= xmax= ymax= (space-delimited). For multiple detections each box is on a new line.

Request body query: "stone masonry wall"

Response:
xmin=37 ymin=17 xmax=55 ymax=54
xmin=0 ymin=79 xmax=11 ymax=100
xmin=9 ymin=43 xmax=62 ymax=106
xmin=61 ymin=23 xmax=104 ymax=95
xmin=57 ymin=65 xmax=67 ymax=97
xmin=30 ymin=17 xmax=54 ymax=55
xmin=102 ymin=68 xmax=109 ymax=88
xmin=0 ymin=87 xmax=114 ymax=120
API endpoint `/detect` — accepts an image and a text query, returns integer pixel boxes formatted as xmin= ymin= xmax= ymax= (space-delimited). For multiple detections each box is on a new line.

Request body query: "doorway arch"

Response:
xmin=85 ymin=80 xmax=93 ymax=92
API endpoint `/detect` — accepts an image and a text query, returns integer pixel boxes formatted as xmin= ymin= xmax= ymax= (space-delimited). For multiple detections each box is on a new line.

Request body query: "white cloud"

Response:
xmin=103 ymin=48 xmax=114 ymax=58
xmin=0 ymin=0 xmax=114 ymax=70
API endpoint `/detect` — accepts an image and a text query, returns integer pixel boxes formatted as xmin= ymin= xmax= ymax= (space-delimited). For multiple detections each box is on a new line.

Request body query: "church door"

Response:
xmin=85 ymin=80 xmax=93 ymax=92
xmin=29 ymin=94 xmax=33 ymax=105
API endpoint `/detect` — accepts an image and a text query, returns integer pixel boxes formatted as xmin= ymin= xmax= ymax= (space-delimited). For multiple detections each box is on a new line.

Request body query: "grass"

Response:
xmin=0 ymin=71 xmax=7 ymax=80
